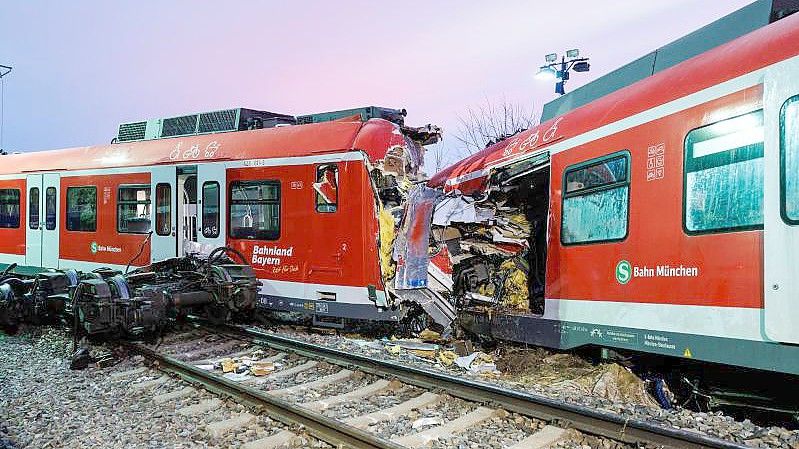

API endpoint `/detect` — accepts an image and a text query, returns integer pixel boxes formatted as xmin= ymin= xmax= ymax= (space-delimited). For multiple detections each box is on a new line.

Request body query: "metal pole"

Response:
xmin=555 ymin=57 xmax=569 ymax=95
xmin=0 ymin=65 xmax=12 ymax=152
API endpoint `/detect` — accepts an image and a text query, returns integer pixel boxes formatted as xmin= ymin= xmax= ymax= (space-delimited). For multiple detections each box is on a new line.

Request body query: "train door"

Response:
xmin=42 ymin=174 xmax=59 ymax=268
xmin=24 ymin=175 xmax=42 ymax=267
xmin=177 ymin=167 xmax=198 ymax=256
xmin=307 ymin=163 xmax=345 ymax=291
xmin=197 ymin=163 xmax=226 ymax=250
xmin=24 ymin=173 xmax=60 ymax=268
xmin=150 ymin=166 xmax=177 ymax=262
xmin=764 ymin=57 xmax=799 ymax=343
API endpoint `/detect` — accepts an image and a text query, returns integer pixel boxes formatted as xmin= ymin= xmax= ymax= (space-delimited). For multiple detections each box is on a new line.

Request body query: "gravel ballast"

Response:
xmin=266 ymin=326 xmax=799 ymax=449
xmin=0 ymin=327 xmax=318 ymax=449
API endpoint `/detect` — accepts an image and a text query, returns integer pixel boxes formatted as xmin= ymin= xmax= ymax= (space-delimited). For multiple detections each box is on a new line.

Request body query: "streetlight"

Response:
xmin=0 ymin=65 xmax=11 ymax=154
xmin=535 ymin=49 xmax=590 ymax=95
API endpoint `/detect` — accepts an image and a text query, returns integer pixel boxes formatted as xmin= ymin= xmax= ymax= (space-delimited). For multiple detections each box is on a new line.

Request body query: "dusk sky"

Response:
xmin=0 ymin=1 xmax=752 ymax=173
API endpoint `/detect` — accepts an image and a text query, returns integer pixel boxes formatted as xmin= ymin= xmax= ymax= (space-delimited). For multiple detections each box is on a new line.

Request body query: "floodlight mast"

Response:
xmin=535 ymin=50 xmax=590 ymax=95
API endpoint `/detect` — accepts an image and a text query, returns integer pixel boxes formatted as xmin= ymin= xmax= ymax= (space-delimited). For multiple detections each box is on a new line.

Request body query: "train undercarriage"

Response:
xmin=0 ymin=248 xmax=260 ymax=338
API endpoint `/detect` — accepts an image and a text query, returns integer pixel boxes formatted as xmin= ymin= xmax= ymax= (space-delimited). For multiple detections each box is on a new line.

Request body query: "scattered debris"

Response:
xmin=454 ymin=352 xmax=499 ymax=375
xmin=418 ymin=329 xmax=444 ymax=343
xmin=437 ymin=350 xmax=457 ymax=367
xmin=250 ymin=361 xmax=276 ymax=376
xmin=411 ymin=416 xmax=442 ymax=429
xmin=391 ymin=154 xmax=551 ymax=327
xmin=69 ymin=346 xmax=93 ymax=370
xmin=93 ymin=351 xmax=118 ymax=369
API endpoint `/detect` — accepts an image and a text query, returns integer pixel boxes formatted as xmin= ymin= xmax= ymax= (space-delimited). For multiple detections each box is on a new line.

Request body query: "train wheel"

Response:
xmin=203 ymin=304 xmax=231 ymax=325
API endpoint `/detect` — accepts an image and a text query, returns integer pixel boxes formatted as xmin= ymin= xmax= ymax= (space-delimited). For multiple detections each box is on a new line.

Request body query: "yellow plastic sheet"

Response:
xmin=379 ymin=207 xmax=396 ymax=280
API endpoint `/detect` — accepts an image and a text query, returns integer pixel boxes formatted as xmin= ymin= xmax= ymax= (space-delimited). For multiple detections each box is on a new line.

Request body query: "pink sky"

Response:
xmin=0 ymin=1 xmax=753 ymax=171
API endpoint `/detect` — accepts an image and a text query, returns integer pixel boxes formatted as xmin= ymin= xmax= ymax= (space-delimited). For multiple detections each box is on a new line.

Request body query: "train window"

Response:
xmin=780 ymin=96 xmax=799 ymax=224
xmin=45 ymin=187 xmax=56 ymax=230
xmin=155 ymin=183 xmax=172 ymax=236
xmin=314 ymin=164 xmax=338 ymax=213
xmin=0 ymin=189 xmax=20 ymax=228
xmin=201 ymin=181 xmax=220 ymax=238
xmin=684 ymin=110 xmax=764 ymax=233
xmin=29 ymin=187 xmax=40 ymax=229
xmin=117 ymin=185 xmax=151 ymax=234
xmin=229 ymin=180 xmax=280 ymax=240
xmin=66 ymin=186 xmax=97 ymax=232
xmin=561 ymin=152 xmax=630 ymax=244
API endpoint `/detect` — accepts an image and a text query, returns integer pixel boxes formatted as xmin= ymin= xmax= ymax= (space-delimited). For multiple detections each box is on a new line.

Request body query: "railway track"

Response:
xmin=119 ymin=325 xmax=754 ymax=449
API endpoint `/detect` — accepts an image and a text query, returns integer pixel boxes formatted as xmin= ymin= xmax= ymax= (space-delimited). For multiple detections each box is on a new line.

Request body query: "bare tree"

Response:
xmin=454 ymin=98 xmax=537 ymax=157
xmin=426 ymin=144 xmax=448 ymax=174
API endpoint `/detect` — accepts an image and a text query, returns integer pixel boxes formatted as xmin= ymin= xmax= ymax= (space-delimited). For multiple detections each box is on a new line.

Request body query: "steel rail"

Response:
xmin=121 ymin=341 xmax=405 ymax=449
xmin=228 ymin=325 xmax=751 ymax=449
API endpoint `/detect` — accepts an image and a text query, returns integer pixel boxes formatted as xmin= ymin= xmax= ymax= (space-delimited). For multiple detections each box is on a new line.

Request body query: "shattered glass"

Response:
xmin=684 ymin=109 xmax=764 ymax=232
xmin=562 ymin=186 xmax=628 ymax=244
xmin=565 ymin=156 xmax=627 ymax=193
xmin=782 ymin=96 xmax=799 ymax=221
xmin=686 ymin=158 xmax=763 ymax=231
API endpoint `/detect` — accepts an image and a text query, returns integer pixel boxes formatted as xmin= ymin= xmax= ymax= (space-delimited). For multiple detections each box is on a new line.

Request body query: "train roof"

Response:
xmin=429 ymin=11 xmax=799 ymax=194
xmin=0 ymin=118 xmax=405 ymax=175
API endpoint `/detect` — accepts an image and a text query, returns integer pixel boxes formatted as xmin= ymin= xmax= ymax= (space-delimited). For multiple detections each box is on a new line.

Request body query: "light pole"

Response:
xmin=535 ymin=49 xmax=590 ymax=95
xmin=0 ymin=65 xmax=11 ymax=154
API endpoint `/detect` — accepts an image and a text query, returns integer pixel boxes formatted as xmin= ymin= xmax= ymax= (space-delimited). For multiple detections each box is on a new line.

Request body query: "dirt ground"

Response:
xmin=495 ymin=346 xmax=658 ymax=407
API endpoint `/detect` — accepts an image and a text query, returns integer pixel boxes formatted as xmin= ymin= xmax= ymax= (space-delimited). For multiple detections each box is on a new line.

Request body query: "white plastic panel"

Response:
xmin=150 ymin=166 xmax=177 ymax=262
xmin=764 ymin=56 xmax=799 ymax=343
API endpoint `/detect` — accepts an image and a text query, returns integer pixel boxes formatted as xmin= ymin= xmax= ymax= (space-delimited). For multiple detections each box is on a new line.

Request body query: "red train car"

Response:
xmin=420 ymin=13 xmax=799 ymax=378
xmin=0 ymin=110 xmax=439 ymax=324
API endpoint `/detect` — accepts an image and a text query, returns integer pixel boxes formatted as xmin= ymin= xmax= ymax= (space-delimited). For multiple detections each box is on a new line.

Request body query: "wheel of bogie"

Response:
xmin=203 ymin=304 xmax=231 ymax=325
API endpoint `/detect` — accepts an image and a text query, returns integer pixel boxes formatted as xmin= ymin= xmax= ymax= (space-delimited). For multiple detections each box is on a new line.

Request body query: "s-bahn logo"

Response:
xmin=90 ymin=241 xmax=122 ymax=255
xmin=615 ymin=260 xmax=632 ymax=284
xmin=616 ymin=259 xmax=699 ymax=284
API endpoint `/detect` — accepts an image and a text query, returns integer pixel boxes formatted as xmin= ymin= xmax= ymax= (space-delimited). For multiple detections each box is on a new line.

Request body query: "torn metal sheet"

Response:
xmin=432 ymin=196 xmax=495 ymax=226
xmin=394 ymin=185 xmax=441 ymax=289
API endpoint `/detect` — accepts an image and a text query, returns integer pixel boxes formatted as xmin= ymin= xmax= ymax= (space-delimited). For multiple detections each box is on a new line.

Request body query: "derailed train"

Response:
xmin=0 ymin=106 xmax=441 ymax=335
xmin=391 ymin=8 xmax=799 ymax=411
xmin=3 ymin=6 xmax=799 ymax=413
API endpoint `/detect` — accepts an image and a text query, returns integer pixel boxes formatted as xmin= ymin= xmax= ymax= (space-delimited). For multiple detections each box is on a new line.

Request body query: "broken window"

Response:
xmin=314 ymin=164 xmax=338 ymax=213
xmin=66 ymin=186 xmax=97 ymax=232
xmin=781 ymin=96 xmax=799 ymax=223
xmin=0 ymin=189 xmax=20 ymax=229
xmin=562 ymin=153 xmax=629 ymax=244
xmin=229 ymin=180 xmax=280 ymax=240
xmin=684 ymin=110 xmax=763 ymax=233
xmin=117 ymin=185 xmax=151 ymax=234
